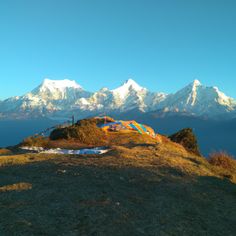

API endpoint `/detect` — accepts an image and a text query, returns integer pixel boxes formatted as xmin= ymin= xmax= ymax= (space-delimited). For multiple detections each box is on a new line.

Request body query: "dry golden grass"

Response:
xmin=105 ymin=144 xmax=215 ymax=178
xmin=0 ymin=182 xmax=32 ymax=192
xmin=209 ymin=152 xmax=236 ymax=170
xmin=0 ymin=148 xmax=12 ymax=155
xmin=21 ymin=136 xmax=49 ymax=148
xmin=208 ymin=152 xmax=236 ymax=182
xmin=0 ymin=153 xmax=59 ymax=167
xmin=47 ymin=139 xmax=97 ymax=149
xmin=19 ymin=128 xmax=160 ymax=150
xmin=107 ymin=130 xmax=158 ymax=146
xmin=50 ymin=118 xmax=107 ymax=145
xmin=0 ymin=139 xmax=236 ymax=235
xmin=4 ymin=133 xmax=236 ymax=183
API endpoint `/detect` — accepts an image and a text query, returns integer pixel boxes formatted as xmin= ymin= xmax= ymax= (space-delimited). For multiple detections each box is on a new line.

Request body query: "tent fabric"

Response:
xmin=98 ymin=119 xmax=157 ymax=138
xmin=126 ymin=121 xmax=146 ymax=134
xmin=120 ymin=121 xmax=133 ymax=129
xmin=129 ymin=123 xmax=142 ymax=134
xmin=139 ymin=124 xmax=147 ymax=132
xmin=135 ymin=123 xmax=146 ymax=134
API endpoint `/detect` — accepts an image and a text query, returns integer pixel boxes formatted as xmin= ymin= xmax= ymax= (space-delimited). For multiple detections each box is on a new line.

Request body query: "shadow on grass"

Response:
xmin=0 ymin=159 xmax=235 ymax=236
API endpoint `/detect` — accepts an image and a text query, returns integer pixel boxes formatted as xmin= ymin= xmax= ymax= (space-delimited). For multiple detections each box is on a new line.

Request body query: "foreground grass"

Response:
xmin=0 ymin=182 xmax=32 ymax=192
xmin=0 ymin=143 xmax=236 ymax=236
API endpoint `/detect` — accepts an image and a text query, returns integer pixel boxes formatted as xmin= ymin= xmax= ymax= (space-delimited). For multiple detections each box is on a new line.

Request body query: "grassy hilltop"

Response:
xmin=0 ymin=117 xmax=236 ymax=235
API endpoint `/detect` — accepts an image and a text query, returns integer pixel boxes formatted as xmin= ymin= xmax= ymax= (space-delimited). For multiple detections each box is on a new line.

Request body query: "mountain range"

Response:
xmin=0 ymin=78 xmax=235 ymax=120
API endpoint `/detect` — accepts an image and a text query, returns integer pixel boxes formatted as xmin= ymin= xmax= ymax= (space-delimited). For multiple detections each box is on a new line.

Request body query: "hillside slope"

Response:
xmin=113 ymin=111 xmax=236 ymax=157
xmin=0 ymin=139 xmax=235 ymax=235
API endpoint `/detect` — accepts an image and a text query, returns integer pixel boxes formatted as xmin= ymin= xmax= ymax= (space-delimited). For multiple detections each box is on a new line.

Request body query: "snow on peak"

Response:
xmin=124 ymin=78 xmax=142 ymax=87
xmin=41 ymin=78 xmax=82 ymax=90
xmin=190 ymin=79 xmax=202 ymax=87
xmin=212 ymin=86 xmax=233 ymax=104
xmin=112 ymin=78 xmax=145 ymax=99
xmin=1 ymin=77 xmax=235 ymax=119
xmin=213 ymin=86 xmax=220 ymax=92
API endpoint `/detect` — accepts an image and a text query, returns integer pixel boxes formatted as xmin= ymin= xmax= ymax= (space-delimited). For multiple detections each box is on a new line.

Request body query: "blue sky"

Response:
xmin=0 ymin=0 xmax=235 ymax=99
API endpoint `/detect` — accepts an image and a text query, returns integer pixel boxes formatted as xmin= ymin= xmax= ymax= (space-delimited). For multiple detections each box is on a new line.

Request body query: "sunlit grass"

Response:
xmin=0 ymin=182 xmax=32 ymax=192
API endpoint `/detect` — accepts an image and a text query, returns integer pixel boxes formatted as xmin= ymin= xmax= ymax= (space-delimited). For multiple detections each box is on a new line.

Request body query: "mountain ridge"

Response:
xmin=0 ymin=78 xmax=235 ymax=120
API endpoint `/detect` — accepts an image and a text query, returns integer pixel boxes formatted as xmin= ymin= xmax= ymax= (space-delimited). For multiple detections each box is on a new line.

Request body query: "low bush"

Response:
xmin=21 ymin=136 xmax=49 ymax=147
xmin=208 ymin=151 xmax=236 ymax=171
xmin=50 ymin=118 xmax=107 ymax=146
xmin=169 ymin=128 xmax=201 ymax=156
xmin=95 ymin=116 xmax=115 ymax=125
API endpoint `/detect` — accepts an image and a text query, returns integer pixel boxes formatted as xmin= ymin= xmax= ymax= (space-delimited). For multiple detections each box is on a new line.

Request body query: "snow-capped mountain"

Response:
xmin=32 ymin=79 xmax=84 ymax=100
xmin=0 ymin=78 xmax=235 ymax=119
xmin=112 ymin=79 xmax=146 ymax=99
xmin=74 ymin=79 xmax=167 ymax=113
xmin=0 ymin=79 xmax=91 ymax=117
xmin=111 ymin=79 xmax=148 ymax=111
xmin=157 ymin=80 xmax=236 ymax=116
xmin=74 ymin=79 xmax=166 ymax=112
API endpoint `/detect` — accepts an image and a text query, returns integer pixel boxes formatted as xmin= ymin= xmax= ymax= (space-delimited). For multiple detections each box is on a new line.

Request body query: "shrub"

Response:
xmin=169 ymin=128 xmax=201 ymax=156
xmin=50 ymin=118 xmax=107 ymax=146
xmin=21 ymin=135 xmax=49 ymax=147
xmin=95 ymin=116 xmax=115 ymax=126
xmin=208 ymin=151 xmax=236 ymax=171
